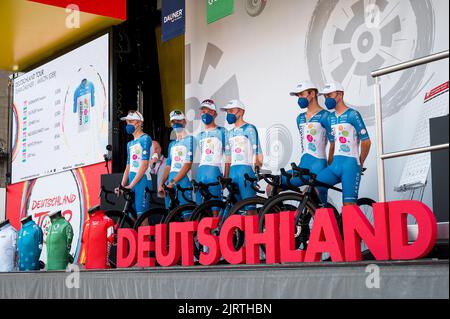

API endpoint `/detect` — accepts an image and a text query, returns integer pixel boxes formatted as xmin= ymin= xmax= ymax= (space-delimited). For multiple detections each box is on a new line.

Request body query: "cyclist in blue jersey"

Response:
xmin=273 ymin=81 xmax=334 ymax=192
xmin=196 ymin=99 xmax=228 ymax=217
xmin=222 ymin=100 xmax=263 ymax=216
xmin=116 ymin=111 xmax=153 ymax=216
xmin=316 ymin=82 xmax=372 ymax=206
xmin=158 ymin=110 xmax=195 ymax=220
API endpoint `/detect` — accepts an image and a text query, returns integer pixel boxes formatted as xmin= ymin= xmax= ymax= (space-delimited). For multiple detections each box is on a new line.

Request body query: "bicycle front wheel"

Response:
xmin=356 ymin=197 xmax=376 ymax=260
xmin=105 ymin=210 xmax=135 ymax=231
xmin=259 ymin=192 xmax=339 ymax=259
xmin=133 ymin=207 xmax=169 ymax=231
xmin=190 ymin=201 xmax=227 ymax=262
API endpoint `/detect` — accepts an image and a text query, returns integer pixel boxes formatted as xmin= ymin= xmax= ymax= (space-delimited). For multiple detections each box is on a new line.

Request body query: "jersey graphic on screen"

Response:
xmin=81 ymin=211 xmax=114 ymax=270
xmin=0 ymin=224 xmax=18 ymax=272
xmin=46 ymin=215 xmax=74 ymax=271
xmin=18 ymin=220 xmax=43 ymax=271
xmin=73 ymin=79 xmax=95 ymax=132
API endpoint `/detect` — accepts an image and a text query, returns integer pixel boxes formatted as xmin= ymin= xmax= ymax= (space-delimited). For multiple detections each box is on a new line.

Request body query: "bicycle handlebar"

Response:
xmin=244 ymin=173 xmax=265 ymax=194
xmin=290 ymin=163 xmax=343 ymax=193
xmin=99 ymin=186 xmax=116 ymax=206
xmin=218 ymin=176 xmax=240 ymax=196
xmin=192 ymin=180 xmax=221 ymax=200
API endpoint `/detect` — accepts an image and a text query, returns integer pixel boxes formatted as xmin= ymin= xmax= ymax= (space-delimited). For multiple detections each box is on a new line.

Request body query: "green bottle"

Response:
xmin=46 ymin=212 xmax=73 ymax=271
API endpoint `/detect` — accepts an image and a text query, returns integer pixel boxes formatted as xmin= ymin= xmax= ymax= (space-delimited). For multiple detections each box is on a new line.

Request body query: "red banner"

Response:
xmin=27 ymin=0 xmax=127 ymax=21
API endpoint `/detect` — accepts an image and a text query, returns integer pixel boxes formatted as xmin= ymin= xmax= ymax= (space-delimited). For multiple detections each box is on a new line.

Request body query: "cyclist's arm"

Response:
xmin=128 ymin=160 xmax=149 ymax=189
xmin=224 ymin=161 xmax=231 ymax=179
xmin=328 ymin=142 xmax=335 ymax=165
xmin=360 ymin=139 xmax=371 ymax=167
xmin=121 ymin=165 xmax=130 ymax=187
xmin=255 ymin=154 xmax=264 ymax=170
xmin=353 ymin=110 xmax=371 ymax=168
xmin=160 ymin=166 xmax=171 ymax=188
xmin=172 ymin=162 xmax=192 ymax=184
xmin=248 ymin=125 xmax=263 ymax=170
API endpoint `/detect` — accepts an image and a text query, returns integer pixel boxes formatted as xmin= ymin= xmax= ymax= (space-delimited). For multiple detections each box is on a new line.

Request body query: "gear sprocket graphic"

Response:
xmin=306 ymin=0 xmax=435 ymax=125
xmin=245 ymin=0 xmax=267 ymax=17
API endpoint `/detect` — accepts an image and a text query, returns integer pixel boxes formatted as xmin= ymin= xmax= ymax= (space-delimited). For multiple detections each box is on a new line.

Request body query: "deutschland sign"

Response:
xmin=117 ymin=200 xmax=438 ymax=267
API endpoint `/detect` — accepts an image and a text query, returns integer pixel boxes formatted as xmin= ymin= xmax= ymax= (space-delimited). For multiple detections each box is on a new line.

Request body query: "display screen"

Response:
xmin=11 ymin=34 xmax=110 ymax=184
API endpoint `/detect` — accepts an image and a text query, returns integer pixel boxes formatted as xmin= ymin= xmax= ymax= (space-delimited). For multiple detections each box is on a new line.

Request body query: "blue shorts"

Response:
xmin=196 ymin=165 xmax=223 ymax=211
xmin=316 ymin=156 xmax=362 ymax=204
xmin=229 ymin=165 xmax=257 ymax=211
xmin=281 ymin=153 xmax=328 ymax=188
xmin=165 ymin=172 xmax=193 ymax=219
xmin=129 ymin=172 xmax=152 ymax=216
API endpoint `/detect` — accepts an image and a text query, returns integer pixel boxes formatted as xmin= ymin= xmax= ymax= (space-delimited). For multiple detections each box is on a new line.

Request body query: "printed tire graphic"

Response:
xmin=305 ymin=0 xmax=435 ymax=125
xmin=245 ymin=0 xmax=267 ymax=17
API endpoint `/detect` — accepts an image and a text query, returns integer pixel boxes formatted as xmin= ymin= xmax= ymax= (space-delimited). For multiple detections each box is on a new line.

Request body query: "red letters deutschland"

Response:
xmin=116 ymin=200 xmax=438 ymax=268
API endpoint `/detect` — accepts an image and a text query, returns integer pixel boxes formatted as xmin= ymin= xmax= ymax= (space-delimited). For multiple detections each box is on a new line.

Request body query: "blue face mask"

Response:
xmin=202 ymin=113 xmax=214 ymax=125
xmin=325 ymin=98 xmax=337 ymax=110
xmin=298 ymin=97 xmax=309 ymax=109
xmin=226 ymin=113 xmax=237 ymax=125
xmin=172 ymin=123 xmax=184 ymax=133
xmin=125 ymin=124 xmax=136 ymax=135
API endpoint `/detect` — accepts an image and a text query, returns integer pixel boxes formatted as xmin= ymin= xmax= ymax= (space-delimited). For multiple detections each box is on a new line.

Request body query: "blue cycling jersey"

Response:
xmin=197 ymin=127 xmax=227 ymax=169
xmin=127 ymin=134 xmax=153 ymax=215
xmin=225 ymin=123 xmax=262 ymax=211
xmin=283 ymin=110 xmax=333 ymax=188
xmin=167 ymin=136 xmax=195 ymax=173
xmin=317 ymin=108 xmax=370 ymax=204
xmin=225 ymin=123 xmax=262 ymax=167
xmin=297 ymin=109 xmax=333 ymax=161
xmin=196 ymin=127 xmax=227 ymax=208
xmin=328 ymin=108 xmax=369 ymax=165
xmin=18 ymin=220 xmax=43 ymax=271
xmin=73 ymin=80 xmax=95 ymax=131
xmin=165 ymin=136 xmax=195 ymax=218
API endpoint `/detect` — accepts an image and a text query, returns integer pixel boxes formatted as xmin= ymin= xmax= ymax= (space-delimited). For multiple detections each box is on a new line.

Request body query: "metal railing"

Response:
xmin=371 ymin=50 xmax=449 ymax=202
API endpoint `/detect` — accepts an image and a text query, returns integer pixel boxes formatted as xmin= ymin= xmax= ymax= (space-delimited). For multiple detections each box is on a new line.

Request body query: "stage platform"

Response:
xmin=0 ymin=259 xmax=448 ymax=299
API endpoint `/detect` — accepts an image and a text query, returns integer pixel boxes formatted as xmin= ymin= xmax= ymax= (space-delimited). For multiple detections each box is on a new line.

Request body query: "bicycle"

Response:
xmin=258 ymin=163 xmax=376 ymax=259
xmin=188 ymin=176 xmax=246 ymax=261
xmin=134 ymin=184 xmax=196 ymax=229
xmin=226 ymin=167 xmax=304 ymax=217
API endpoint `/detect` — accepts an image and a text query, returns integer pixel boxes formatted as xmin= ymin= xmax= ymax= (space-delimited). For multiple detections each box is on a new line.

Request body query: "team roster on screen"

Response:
xmin=11 ymin=34 xmax=110 ymax=184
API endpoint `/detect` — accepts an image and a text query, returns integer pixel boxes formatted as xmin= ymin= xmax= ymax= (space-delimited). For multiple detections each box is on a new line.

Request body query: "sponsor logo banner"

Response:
xmin=207 ymin=0 xmax=234 ymax=24
xmin=162 ymin=0 xmax=186 ymax=43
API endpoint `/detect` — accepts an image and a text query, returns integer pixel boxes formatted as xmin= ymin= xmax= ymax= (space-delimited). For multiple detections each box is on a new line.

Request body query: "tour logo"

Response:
xmin=20 ymin=169 xmax=88 ymax=264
